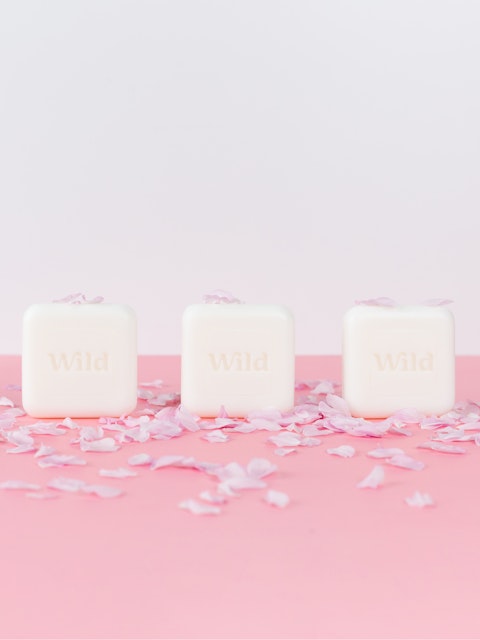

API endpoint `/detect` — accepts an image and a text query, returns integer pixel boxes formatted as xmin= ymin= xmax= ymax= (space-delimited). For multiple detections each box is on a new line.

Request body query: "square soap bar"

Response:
xmin=22 ymin=303 xmax=137 ymax=418
xmin=181 ymin=304 xmax=295 ymax=417
xmin=343 ymin=305 xmax=455 ymax=418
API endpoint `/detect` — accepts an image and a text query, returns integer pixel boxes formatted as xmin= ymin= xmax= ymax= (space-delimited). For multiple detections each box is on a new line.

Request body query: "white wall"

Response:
xmin=1 ymin=0 xmax=479 ymax=354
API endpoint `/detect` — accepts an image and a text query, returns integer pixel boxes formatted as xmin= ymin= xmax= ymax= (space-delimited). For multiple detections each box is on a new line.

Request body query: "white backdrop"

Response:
xmin=1 ymin=0 xmax=479 ymax=354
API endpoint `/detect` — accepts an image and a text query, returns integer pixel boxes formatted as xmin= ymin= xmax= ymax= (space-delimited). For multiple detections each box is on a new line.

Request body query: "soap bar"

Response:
xmin=342 ymin=305 xmax=455 ymax=418
xmin=181 ymin=304 xmax=295 ymax=417
xmin=22 ymin=303 xmax=137 ymax=418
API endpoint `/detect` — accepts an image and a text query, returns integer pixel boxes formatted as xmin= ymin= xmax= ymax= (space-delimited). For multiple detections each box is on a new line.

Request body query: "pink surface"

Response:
xmin=1 ymin=355 xmax=480 ymax=640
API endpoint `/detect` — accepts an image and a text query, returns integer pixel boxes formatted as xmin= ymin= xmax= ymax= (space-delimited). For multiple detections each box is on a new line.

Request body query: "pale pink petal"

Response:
xmin=268 ymin=432 xmax=302 ymax=447
xmin=139 ymin=379 xmax=164 ymax=388
xmin=179 ymin=498 xmax=221 ymax=515
xmin=26 ymin=422 xmax=67 ymax=436
xmin=25 ymin=491 xmax=60 ymax=500
xmin=367 ymin=447 xmax=405 ymax=459
xmin=151 ymin=455 xmax=197 ymax=471
xmin=217 ymin=405 xmax=229 ymax=419
xmin=247 ymin=408 xmax=283 ymax=422
xmin=78 ymin=425 xmax=105 ymax=441
xmin=6 ymin=431 xmax=34 ymax=447
xmin=417 ymin=441 xmax=466 ymax=454
xmin=83 ymin=484 xmax=123 ymax=498
xmin=274 ymin=447 xmax=297 ymax=456
xmin=60 ymin=417 xmax=78 ymax=429
xmin=7 ymin=444 xmax=37 ymax=454
xmin=357 ymin=465 xmax=385 ymax=489
xmin=38 ymin=454 xmax=87 ymax=468
xmin=198 ymin=490 xmax=227 ymax=504
xmin=405 ymin=491 xmax=435 ymax=507
xmin=203 ymin=430 xmax=230 ymax=443
xmin=387 ymin=454 xmax=425 ymax=471
xmin=0 ymin=396 xmax=14 ymax=407
xmin=99 ymin=467 xmax=138 ymax=478
xmin=226 ymin=423 xmax=258 ymax=434
xmin=388 ymin=408 xmax=425 ymax=424
xmin=249 ymin=418 xmax=283 ymax=432
xmin=47 ymin=477 xmax=87 ymax=492
xmin=312 ymin=380 xmax=336 ymax=395
xmin=264 ymin=489 xmax=290 ymax=508
xmin=302 ymin=425 xmax=325 ymax=437
xmin=0 ymin=480 xmax=42 ymax=491
xmin=212 ymin=461 xmax=246 ymax=481
xmin=355 ymin=297 xmax=397 ymax=307
xmin=422 ymin=298 xmax=453 ymax=306
xmin=80 ymin=437 xmax=119 ymax=453
xmin=327 ymin=445 xmax=355 ymax=458
xmin=326 ymin=394 xmax=351 ymax=416
xmin=128 ymin=453 xmax=153 ymax=466
xmin=300 ymin=437 xmax=321 ymax=447
xmin=247 ymin=458 xmax=277 ymax=479
xmin=475 ymin=433 xmax=480 ymax=447
xmin=148 ymin=392 xmax=181 ymax=407
xmin=175 ymin=405 xmax=201 ymax=432
xmin=34 ymin=444 xmax=56 ymax=458
xmin=2 ymin=407 xmax=25 ymax=418
xmin=202 ymin=289 xmax=242 ymax=304
xmin=218 ymin=477 xmax=267 ymax=492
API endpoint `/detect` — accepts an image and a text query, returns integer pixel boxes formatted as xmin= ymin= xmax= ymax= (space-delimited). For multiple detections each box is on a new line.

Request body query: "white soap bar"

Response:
xmin=343 ymin=305 xmax=455 ymax=418
xmin=22 ymin=303 xmax=137 ymax=418
xmin=181 ymin=304 xmax=295 ymax=417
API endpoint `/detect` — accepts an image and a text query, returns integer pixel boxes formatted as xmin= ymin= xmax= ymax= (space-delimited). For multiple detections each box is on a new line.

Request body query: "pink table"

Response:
xmin=1 ymin=355 xmax=479 ymax=640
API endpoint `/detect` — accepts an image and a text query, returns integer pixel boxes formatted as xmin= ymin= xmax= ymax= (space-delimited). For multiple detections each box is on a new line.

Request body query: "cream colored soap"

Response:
xmin=342 ymin=305 xmax=455 ymax=418
xmin=181 ymin=304 xmax=295 ymax=417
xmin=22 ymin=303 xmax=137 ymax=418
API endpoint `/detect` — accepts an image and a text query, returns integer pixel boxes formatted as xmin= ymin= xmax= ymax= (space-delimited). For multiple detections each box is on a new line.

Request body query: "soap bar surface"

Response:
xmin=22 ymin=303 xmax=137 ymax=418
xmin=181 ymin=304 xmax=295 ymax=417
xmin=343 ymin=305 xmax=455 ymax=418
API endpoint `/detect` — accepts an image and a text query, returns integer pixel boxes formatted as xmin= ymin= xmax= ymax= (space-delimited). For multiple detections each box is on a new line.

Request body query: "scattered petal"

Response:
xmin=367 ymin=447 xmax=405 ymax=459
xmin=38 ymin=454 xmax=87 ymax=468
xmin=202 ymin=289 xmax=242 ymax=304
xmin=199 ymin=490 xmax=227 ymax=504
xmin=267 ymin=432 xmax=302 ymax=447
xmin=47 ymin=477 xmax=88 ymax=492
xmin=355 ymin=297 xmax=397 ymax=307
xmin=0 ymin=480 xmax=42 ymax=491
xmin=274 ymin=447 xmax=297 ymax=456
xmin=203 ymin=430 xmax=230 ymax=443
xmin=83 ymin=484 xmax=123 ymax=498
xmin=179 ymin=498 xmax=221 ymax=515
xmin=417 ymin=441 xmax=466 ymax=454
xmin=0 ymin=396 xmax=14 ymax=407
xmin=128 ymin=453 xmax=153 ymax=466
xmin=246 ymin=458 xmax=277 ymax=479
xmin=357 ymin=465 xmax=384 ymax=489
xmin=387 ymin=454 xmax=425 ymax=471
xmin=264 ymin=489 xmax=290 ymax=508
xmin=405 ymin=491 xmax=435 ymax=507
xmin=99 ymin=467 xmax=138 ymax=478
xmin=80 ymin=437 xmax=119 ymax=453
xmin=327 ymin=445 xmax=355 ymax=458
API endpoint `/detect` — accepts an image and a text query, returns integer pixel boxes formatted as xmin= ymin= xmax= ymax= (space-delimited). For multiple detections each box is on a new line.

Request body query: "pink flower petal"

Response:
xmin=327 ymin=445 xmax=355 ymax=458
xmin=387 ymin=454 xmax=425 ymax=471
xmin=405 ymin=491 xmax=435 ymax=507
xmin=367 ymin=447 xmax=405 ymax=459
xmin=25 ymin=491 xmax=60 ymax=500
xmin=355 ymin=297 xmax=397 ymax=307
xmin=128 ymin=453 xmax=153 ymax=466
xmin=34 ymin=444 xmax=56 ymax=458
xmin=179 ymin=498 xmax=222 ymax=515
xmin=422 ymin=298 xmax=453 ymax=306
xmin=83 ymin=484 xmax=123 ymax=498
xmin=417 ymin=441 xmax=466 ymax=454
xmin=0 ymin=480 xmax=42 ymax=491
xmin=80 ymin=437 xmax=119 ymax=453
xmin=202 ymin=430 xmax=230 ymax=443
xmin=264 ymin=489 xmax=290 ymax=508
xmin=99 ymin=467 xmax=138 ymax=478
xmin=0 ymin=396 xmax=14 ymax=407
xmin=357 ymin=465 xmax=385 ymax=489
xmin=274 ymin=447 xmax=297 ymax=456
xmin=47 ymin=477 xmax=87 ymax=492
xmin=267 ymin=432 xmax=302 ymax=447
xmin=198 ymin=490 xmax=227 ymax=504
xmin=246 ymin=458 xmax=277 ymax=479
xmin=202 ymin=290 xmax=242 ymax=304
xmin=38 ymin=454 xmax=87 ymax=468
xmin=139 ymin=379 xmax=164 ymax=388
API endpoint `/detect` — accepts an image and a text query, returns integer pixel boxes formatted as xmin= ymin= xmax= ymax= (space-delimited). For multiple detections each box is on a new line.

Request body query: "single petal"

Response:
xmin=202 ymin=289 xmax=242 ymax=304
xmin=367 ymin=447 xmax=405 ymax=459
xmin=0 ymin=396 xmax=14 ymax=407
xmin=179 ymin=498 xmax=221 ymax=515
xmin=0 ymin=480 xmax=42 ymax=491
xmin=128 ymin=453 xmax=153 ymax=466
xmin=38 ymin=454 xmax=87 ymax=468
xmin=264 ymin=489 xmax=290 ymax=508
xmin=327 ymin=445 xmax=355 ymax=458
xmin=246 ymin=458 xmax=277 ymax=479
xmin=405 ymin=491 xmax=435 ymax=507
xmin=274 ymin=447 xmax=297 ymax=456
xmin=80 ymin=437 xmax=119 ymax=453
xmin=417 ymin=441 xmax=466 ymax=454
xmin=47 ymin=477 xmax=87 ymax=492
xmin=82 ymin=484 xmax=123 ymax=498
xmin=357 ymin=465 xmax=384 ymax=489
xmin=387 ymin=454 xmax=425 ymax=471
xmin=355 ymin=297 xmax=397 ymax=307
xmin=99 ymin=467 xmax=138 ymax=478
